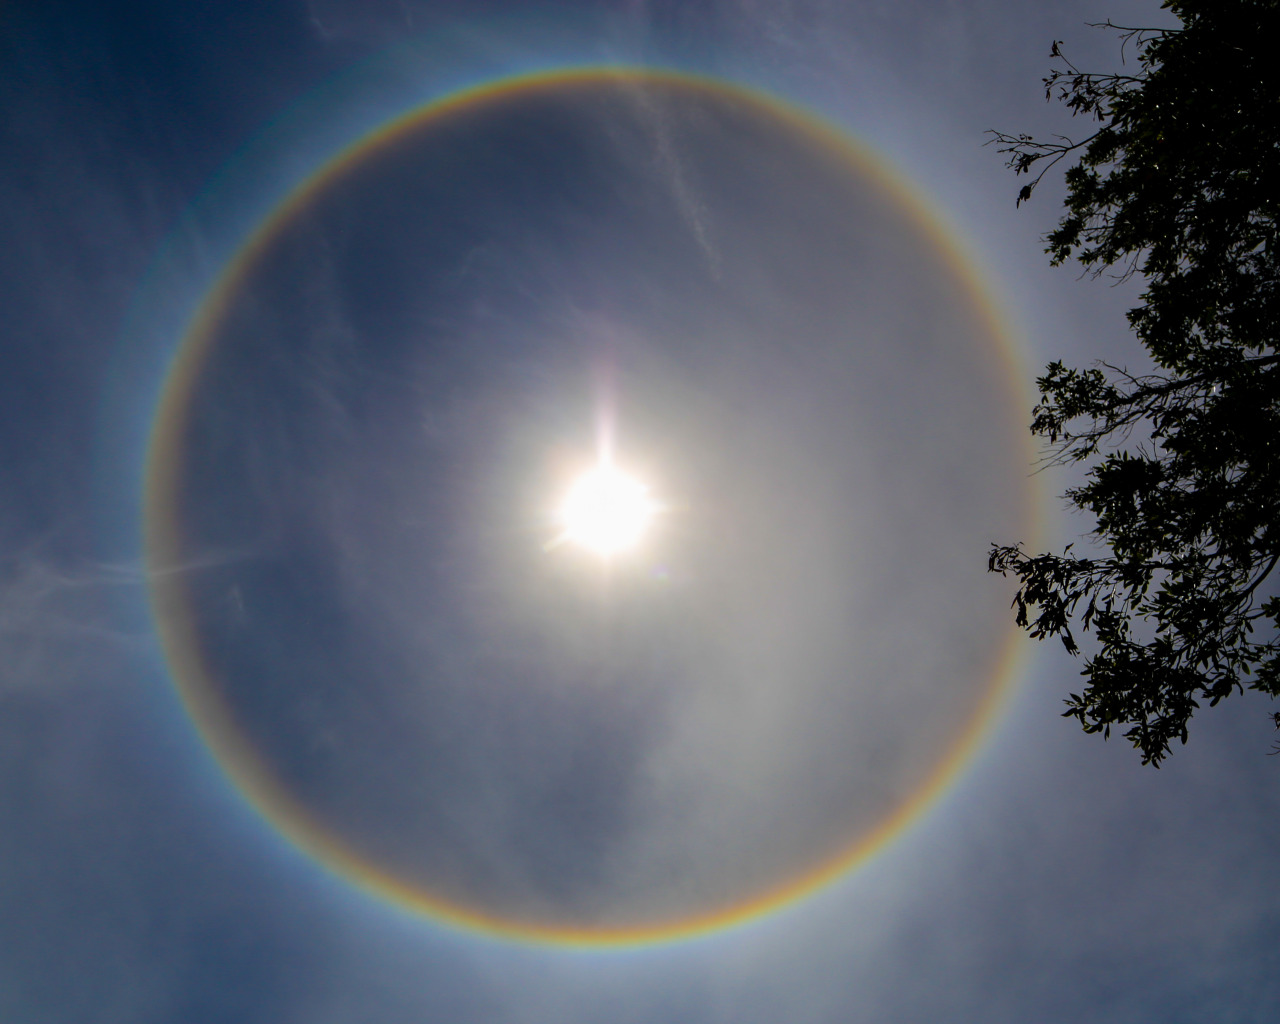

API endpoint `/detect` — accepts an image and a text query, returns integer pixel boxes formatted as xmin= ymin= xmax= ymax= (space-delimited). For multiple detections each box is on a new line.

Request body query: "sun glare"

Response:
xmin=557 ymin=465 xmax=657 ymax=557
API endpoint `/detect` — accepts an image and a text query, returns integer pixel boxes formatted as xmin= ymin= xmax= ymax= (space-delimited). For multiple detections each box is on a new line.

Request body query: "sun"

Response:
xmin=555 ymin=464 xmax=658 ymax=557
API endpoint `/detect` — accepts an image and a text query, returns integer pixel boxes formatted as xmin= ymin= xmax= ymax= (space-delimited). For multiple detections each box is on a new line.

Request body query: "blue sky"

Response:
xmin=2 ymin=2 xmax=1278 ymax=1022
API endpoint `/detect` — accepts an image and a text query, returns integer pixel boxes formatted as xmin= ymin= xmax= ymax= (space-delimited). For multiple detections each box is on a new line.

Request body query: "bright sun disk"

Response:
xmin=558 ymin=465 xmax=656 ymax=556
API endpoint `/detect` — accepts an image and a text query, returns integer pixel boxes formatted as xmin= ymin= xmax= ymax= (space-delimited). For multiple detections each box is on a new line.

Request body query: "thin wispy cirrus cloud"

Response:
xmin=1 ymin=2 xmax=1277 ymax=1024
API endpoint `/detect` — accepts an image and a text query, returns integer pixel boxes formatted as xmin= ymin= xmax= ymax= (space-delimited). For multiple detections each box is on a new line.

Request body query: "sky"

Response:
xmin=2 ymin=2 xmax=1278 ymax=1022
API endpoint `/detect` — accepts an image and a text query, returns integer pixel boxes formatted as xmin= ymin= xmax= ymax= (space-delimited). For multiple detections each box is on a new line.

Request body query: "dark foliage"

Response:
xmin=987 ymin=0 xmax=1280 ymax=764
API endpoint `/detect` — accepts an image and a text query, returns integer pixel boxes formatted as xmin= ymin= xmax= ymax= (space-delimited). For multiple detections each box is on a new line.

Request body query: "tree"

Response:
xmin=986 ymin=0 xmax=1280 ymax=765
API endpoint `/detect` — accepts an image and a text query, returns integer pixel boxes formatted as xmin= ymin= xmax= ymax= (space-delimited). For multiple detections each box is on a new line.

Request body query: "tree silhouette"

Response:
xmin=987 ymin=0 xmax=1280 ymax=765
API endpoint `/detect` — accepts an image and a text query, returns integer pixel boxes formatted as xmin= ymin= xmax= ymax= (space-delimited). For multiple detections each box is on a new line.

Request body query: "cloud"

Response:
xmin=0 ymin=545 xmax=147 ymax=695
xmin=304 ymin=0 xmax=418 ymax=44
xmin=611 ymin=75 xmax=726 ymax=281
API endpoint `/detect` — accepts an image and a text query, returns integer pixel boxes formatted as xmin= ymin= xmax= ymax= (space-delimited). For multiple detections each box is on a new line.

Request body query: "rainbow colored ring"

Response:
xmin=146 ymin=66 xmax=1037 ymax=948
